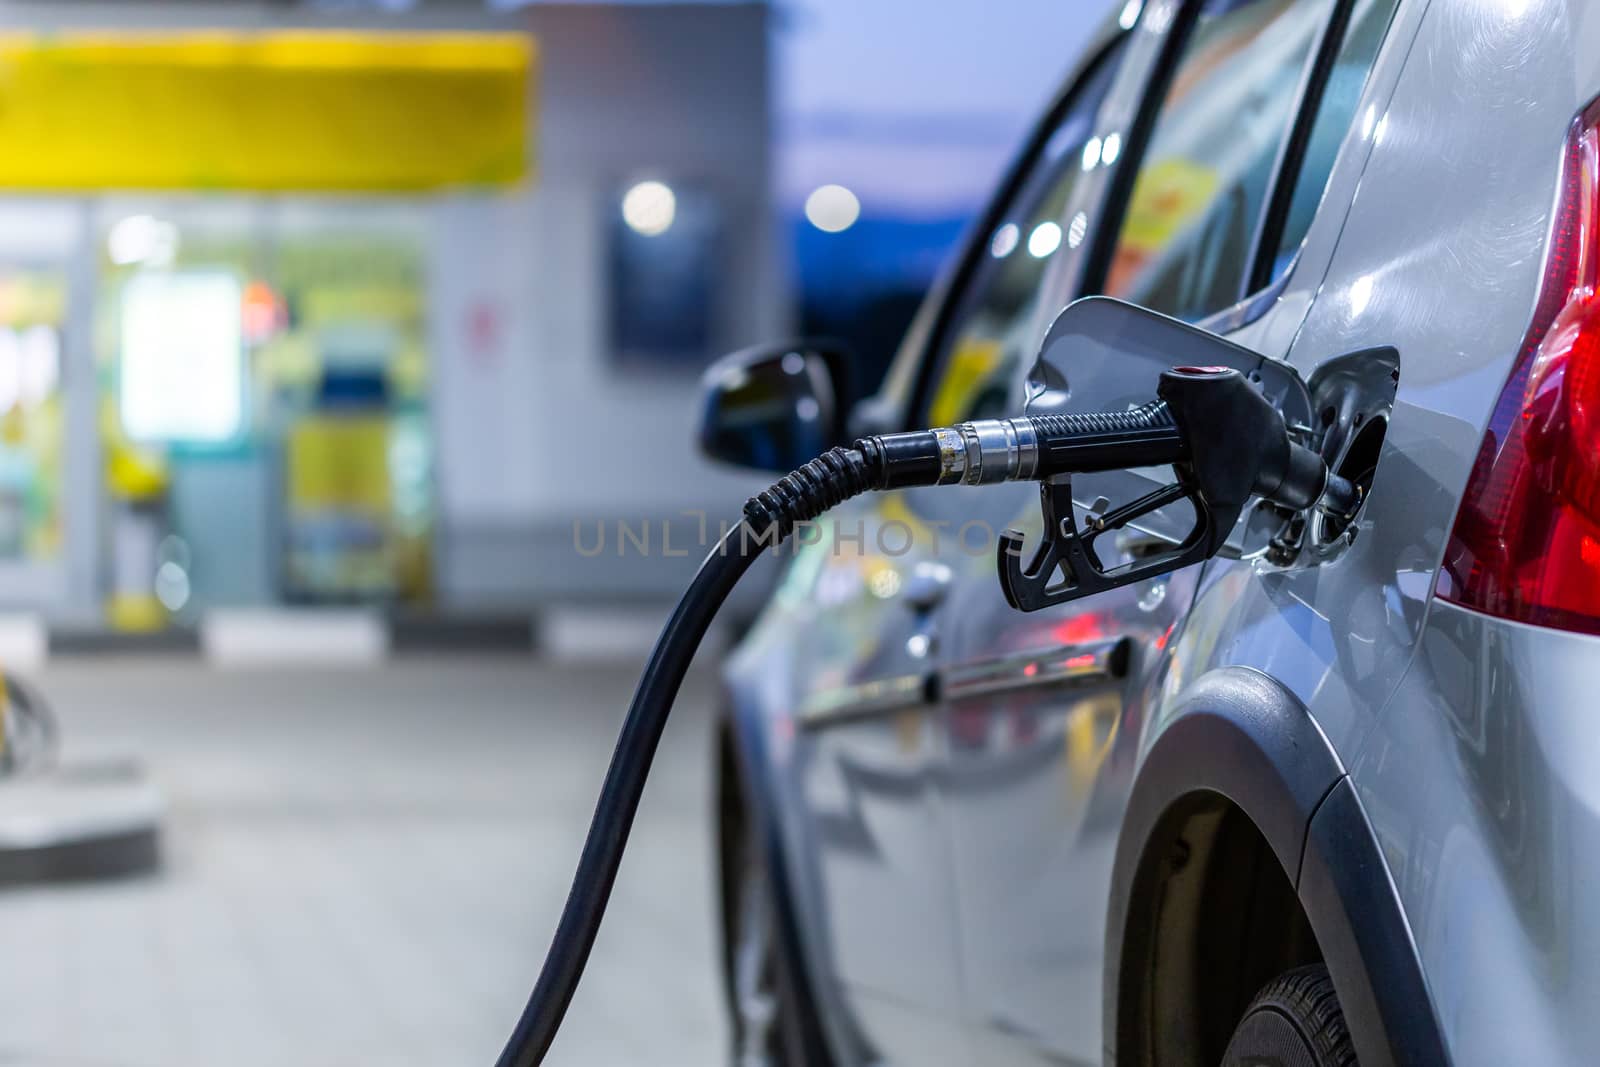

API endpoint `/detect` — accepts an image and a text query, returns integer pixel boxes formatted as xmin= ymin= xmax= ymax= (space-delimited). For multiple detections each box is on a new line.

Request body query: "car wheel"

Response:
xmin=718 ymin=733 xmax=833 ymax=1067
xmin=1221 ymin=964 xmax=1356 ymax=1067
xmin=728 ymin=839 xmax=791 ymax=1066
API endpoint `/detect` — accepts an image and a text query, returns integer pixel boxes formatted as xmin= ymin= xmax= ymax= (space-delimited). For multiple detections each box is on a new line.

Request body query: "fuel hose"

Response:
xmin=495 ymin=368 xmax=1355 ymax=1065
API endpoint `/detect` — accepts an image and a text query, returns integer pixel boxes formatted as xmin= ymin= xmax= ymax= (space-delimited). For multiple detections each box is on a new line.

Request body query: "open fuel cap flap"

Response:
xmin=997 ymin=299 xmax=1361 ymax=612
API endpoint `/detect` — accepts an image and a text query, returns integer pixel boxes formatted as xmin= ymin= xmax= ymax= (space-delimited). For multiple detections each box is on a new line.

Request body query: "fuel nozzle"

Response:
xmin=852 ymin=400 xmax=1187 ymax=490
xmin=836 ymin=364 xmax=1357 ymax=613
xmin=743 ymin=365 xmax=1355 ymax=613
xmin=851 ymin=366 xmax=1355 ymax=520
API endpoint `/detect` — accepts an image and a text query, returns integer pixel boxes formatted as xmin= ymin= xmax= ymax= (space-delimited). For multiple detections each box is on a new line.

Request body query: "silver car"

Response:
xmin=701 ymin=0 xmax=1600 ymax=1063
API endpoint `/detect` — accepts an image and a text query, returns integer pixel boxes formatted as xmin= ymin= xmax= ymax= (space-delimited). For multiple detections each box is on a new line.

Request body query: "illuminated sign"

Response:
xmin=120 ymin=272 xmax=244 ymax=444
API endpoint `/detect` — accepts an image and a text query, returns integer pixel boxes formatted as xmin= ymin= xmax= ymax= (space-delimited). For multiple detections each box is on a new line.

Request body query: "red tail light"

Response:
xmin=1435 ymin=107 xmax=1600 ymax=633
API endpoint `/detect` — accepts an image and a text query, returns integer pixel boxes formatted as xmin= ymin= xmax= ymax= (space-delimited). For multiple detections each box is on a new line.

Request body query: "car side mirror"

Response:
xmin=697 ymin=341 xmax=851 ymax=473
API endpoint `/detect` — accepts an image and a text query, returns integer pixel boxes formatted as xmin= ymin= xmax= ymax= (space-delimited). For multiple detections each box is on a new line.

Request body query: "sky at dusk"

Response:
xmin=774 ymin=0 xmax=1108 ymax=217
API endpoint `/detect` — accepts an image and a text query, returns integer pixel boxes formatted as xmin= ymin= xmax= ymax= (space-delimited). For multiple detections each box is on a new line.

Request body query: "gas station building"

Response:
xmin=0 ymin=1 xmax=777 ymax=644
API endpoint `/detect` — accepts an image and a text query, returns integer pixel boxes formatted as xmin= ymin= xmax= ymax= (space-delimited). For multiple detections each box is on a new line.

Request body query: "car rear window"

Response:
xmin=1266 ymin=0 xmax=1403 ymax=280
xmin=1103 ymin=0 xmax=1336 ymax=323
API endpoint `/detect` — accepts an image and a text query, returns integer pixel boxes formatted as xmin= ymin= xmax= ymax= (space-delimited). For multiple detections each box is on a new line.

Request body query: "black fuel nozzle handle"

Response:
xmin=1156 ymin=366 xmax=1358 ymax=521
xmin=994 ymin=367 xmax=1359 ymax=612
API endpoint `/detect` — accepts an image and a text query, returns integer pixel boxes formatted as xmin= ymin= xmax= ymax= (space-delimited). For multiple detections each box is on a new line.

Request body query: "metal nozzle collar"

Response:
xmin=952 ymin=418 xmax=1038 ymax=485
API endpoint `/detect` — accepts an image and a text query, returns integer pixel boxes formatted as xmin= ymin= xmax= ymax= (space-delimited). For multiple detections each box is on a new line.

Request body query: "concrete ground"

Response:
xmin=0 ymin=657 xmax=727 ymax=1067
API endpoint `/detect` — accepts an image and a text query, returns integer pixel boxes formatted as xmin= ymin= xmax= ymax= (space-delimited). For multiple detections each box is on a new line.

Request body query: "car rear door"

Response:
xmin=929 ymin=0 xmax=1405 ymax=1062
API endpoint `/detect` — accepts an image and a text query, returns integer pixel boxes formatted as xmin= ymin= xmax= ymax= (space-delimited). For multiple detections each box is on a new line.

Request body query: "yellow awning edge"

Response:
xmin=0 ymin=30 xmax=535 ymax=192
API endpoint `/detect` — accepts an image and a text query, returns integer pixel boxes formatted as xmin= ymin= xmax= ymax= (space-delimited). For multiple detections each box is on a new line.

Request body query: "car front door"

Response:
xmin=929 ymin=0 xmax=1405 ymax=1062
xmin=770 ymin=34 xmax=1133 ymax=1065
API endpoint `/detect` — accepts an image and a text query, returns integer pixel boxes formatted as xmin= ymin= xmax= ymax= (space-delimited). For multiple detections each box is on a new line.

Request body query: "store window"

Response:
xmin=610 ymin=179 xmax=725 ymax=367
xmin=96 ymin=201 xmax=433 ymax=615
xmin=0 ymin=268 xmax=65 ymax=563
xmin=269 ymin=205 xmax=432 ymax=605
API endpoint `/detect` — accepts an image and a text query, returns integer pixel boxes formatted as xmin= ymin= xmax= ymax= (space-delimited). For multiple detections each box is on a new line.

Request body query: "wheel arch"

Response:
xmin=1105 ymin=666 xmax=1448 ymax=1067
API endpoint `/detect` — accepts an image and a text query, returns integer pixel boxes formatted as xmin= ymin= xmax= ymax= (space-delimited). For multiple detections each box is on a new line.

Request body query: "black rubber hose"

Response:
xmin=496 ymin=445 xmax=874 ymax=1067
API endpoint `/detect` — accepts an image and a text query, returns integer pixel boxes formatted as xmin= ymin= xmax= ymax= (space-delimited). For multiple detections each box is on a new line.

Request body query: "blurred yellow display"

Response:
xmin=0 ymin=31 xmax=533 ymax=191
xmin=286 ymin=415 xmax=401 ymax=599
xmin=287 ymin=416 xmax=392 ymax=513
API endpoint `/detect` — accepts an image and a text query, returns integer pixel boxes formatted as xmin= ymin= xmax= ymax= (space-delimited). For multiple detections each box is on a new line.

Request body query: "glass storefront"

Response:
xmin=94 ymin=200 xmax=434 ymax=620
xmin=272 ymin=204 xmax=433 ymax=604
xmin=0 ymin=203 xmax=83 ymax=609
xmin=0 ymin=27 xmax=534 ymax=626
xmin=0 ymin=268 xmax=65 ymax=565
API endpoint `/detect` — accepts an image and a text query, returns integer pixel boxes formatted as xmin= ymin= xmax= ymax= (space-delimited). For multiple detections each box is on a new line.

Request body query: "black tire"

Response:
xmin=1221 ymin=964 xmax=1357 ymax=1067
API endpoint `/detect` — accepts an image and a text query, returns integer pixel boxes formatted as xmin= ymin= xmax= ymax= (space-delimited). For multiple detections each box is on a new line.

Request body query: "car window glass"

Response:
xmin=1268 ymin=0 xmax=1402 ymax=278
xmin=1104 ymin=0 xmax=1334 ymax=323
xmin=921 ymin=47 xmax=1122 ymax=427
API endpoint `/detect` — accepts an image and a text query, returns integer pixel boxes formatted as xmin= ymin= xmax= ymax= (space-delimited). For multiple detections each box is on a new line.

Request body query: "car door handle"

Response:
xmin=902 ymin=561 xmax=953 ymax=613
xmin=798 ymin=672 xmax=933 ymax=729
xmin=799 ymin=562 xmax=951 ymax=731
xmin=942 ymin=636 xmax=1132 ymax=702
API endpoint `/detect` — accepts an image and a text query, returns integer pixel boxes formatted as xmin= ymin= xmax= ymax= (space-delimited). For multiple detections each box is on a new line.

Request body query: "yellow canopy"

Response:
xmin=0 ymin=31 xmax=534 ymax=191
